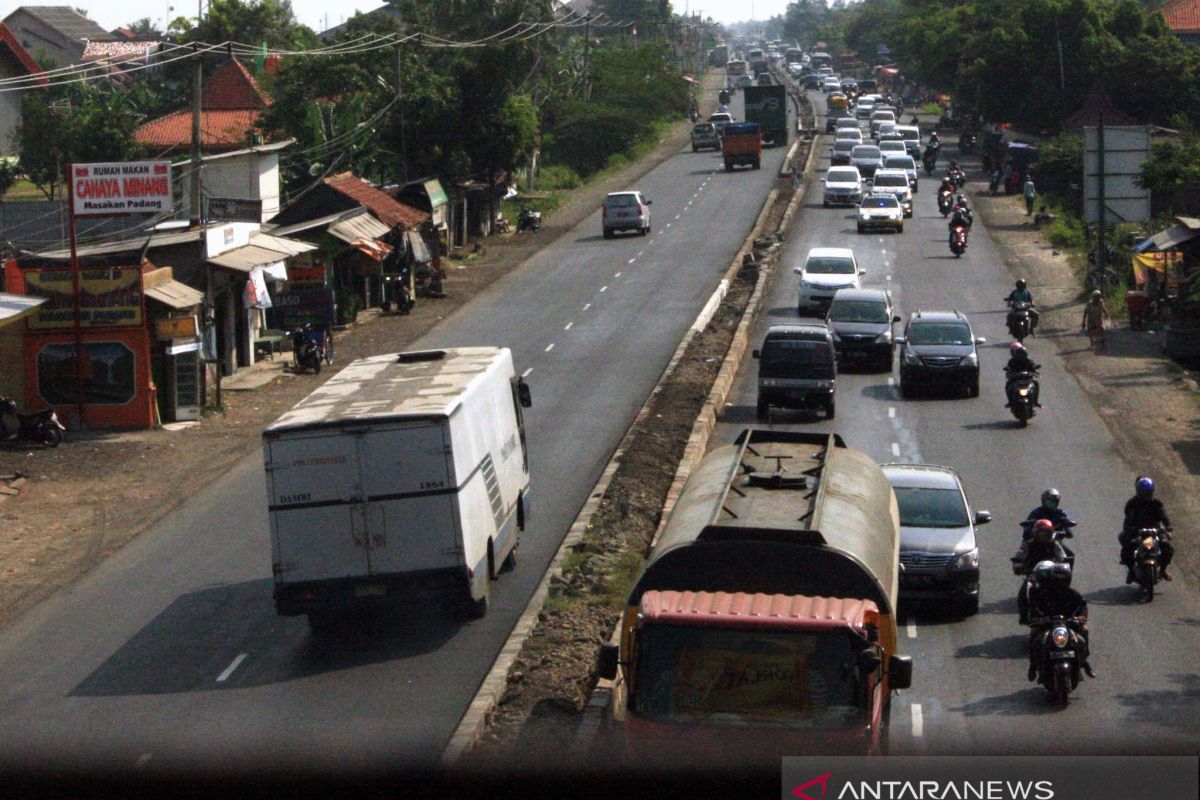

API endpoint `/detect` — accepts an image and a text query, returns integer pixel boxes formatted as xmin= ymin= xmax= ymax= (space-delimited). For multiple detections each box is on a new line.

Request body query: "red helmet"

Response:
xmin=1033 ymin=518 xmax=1055 ymax=542
xmin=1010 ymin=341 xmax=1025 ymax=354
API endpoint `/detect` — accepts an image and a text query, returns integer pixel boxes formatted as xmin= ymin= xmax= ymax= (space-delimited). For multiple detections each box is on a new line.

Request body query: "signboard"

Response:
xmin=266 ymin=287 xmax=336 ymax=330
xmin=72 ymin=161 xmax=172 ymax=217
xmin=207 ymin=197 xmax=263 ymax=223
xmin=1083 ymin=125 xmax=1150 ymax=224
xmin=25 ymin=267 xmax=143 ymax=329
xmin=155 ymin=315 xmax=199 ymax=341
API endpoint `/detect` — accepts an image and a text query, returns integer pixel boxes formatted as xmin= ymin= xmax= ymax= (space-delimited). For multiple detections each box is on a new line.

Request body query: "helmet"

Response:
xmin=1009 ymin=341 xmax=1025 ymax=354
xmin=1135 ymin=476 xmax=1155 ymax=500
xmin=1041 ymin=488 xmax=1060 ymax=509
xmin=957 ymin=194 xmax=967 ymax=205
xmin=1032 ymin=518 xmax=1056 ymax=543
xmin=1016 ymin=279 xmax=1027 ymax=290
xmin=1091 ymin=289 xmax=1102 ymax=299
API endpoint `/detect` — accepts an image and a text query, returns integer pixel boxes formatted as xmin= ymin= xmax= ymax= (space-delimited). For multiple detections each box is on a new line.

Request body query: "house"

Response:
xmin=174 ymin=140 xmax=294 ymax=224
xmin=134 ymin=58 xmax=272 ymax=157
xmin=1 ymin=6 xmax=116 ymax=68
xmin=0 ymin=22 xmax=45 ymax=154
xmin=80 ymin=39 xmax=164 ymax=85
xmin=1158 ymin=0 xmax=1200 ymax=45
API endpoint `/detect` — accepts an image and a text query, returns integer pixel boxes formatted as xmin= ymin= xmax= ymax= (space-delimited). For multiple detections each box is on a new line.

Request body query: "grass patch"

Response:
xmin=921 ymin=102 xmax=943 ymax=115
xmin=1 ymin=179 xmax=52 ymax=201
xmin=598 ymin=550 xmax=648 ymax=610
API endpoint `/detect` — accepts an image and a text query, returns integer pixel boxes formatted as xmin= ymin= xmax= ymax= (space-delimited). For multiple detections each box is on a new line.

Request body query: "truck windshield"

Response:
xmin=631 ymin=625 xmax=866 ymax=727
xmin=759 ymin=340 xmax=835 ymax=379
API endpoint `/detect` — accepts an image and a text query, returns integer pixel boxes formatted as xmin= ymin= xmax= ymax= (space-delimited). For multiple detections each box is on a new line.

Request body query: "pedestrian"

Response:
xmin=1082 ymin=289 xmax=1111 ymax=350
xmin=1023 ymin=175 xmax=1037 ymax=216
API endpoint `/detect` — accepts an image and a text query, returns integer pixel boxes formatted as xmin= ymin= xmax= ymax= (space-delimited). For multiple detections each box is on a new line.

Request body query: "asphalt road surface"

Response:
xmin=0 ymin=94 xmax=797 ymax=773
xmin=709 ymin=90 xmax=1200 ymax=755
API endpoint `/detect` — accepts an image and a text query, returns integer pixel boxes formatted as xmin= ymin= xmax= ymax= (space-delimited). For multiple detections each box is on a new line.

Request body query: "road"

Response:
xmin=0 ymin=95 xmax=796 ymax=772
xmin=708 ymin=89 xmax=1200 ymax=754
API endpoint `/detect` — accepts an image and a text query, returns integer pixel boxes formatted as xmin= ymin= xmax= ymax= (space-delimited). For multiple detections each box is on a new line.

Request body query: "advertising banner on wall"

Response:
xmin=71 ymin=161 xmax=172 ymax=217
xmin=24 ymin=268 xmax=143 ymax=329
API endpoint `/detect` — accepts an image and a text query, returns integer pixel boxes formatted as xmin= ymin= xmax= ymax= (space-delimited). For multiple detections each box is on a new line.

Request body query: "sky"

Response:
xmin=19 ymin=1 xmax=790 ymax=36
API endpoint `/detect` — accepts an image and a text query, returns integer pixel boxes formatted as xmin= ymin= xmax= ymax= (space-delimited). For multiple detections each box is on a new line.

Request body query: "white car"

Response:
xmin=879 ymin=139 xmax=907 ymax=159
xmin=869 ymin=169 xmax=914 ymax=217
xmin=794 ymin=247 xmax=865 ymax=314
xmin=835 ymin=127 xmax=863 ymax=144
xmin=883 ymin=153 xmax=919 ymax=192
xmin=822 ymin=77 xmax=841 ymax=93
xmin=855 ymin=98 xmax=877 ymax=120
xmin=602 ymin=190 xmax=652 ymax=238
xmin=857 ymin=192 xmax=905 ymax=234
xmin=823 ymin=165 xmax=864 ymax=207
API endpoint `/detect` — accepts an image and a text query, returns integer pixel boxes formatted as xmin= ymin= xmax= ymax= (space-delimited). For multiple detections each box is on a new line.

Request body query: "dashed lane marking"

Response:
xmin=564 ymin=322 xmax=573 ymax=331
xmin=216 ymin=653 xmax=247 ymax=683
xmin=544 ymin=343 xmax=555 ymax=352
xmin=907 ymin=619 xmax=918 ymax=639
xmin=600 ymin=286 xmax=608 ymax=293
xmin=614 ymin=272 xmax=622 ymax=278
xmin=521 ymin=368 xmax=533 ymax=378
xmin=135 ymin=754 xmax=153 ymax=768
xmin=628 ymin=258 xmax=636 ymax=264
xmin=888 ymin=407 xmax=896 ymax=418
xmin=891 ymin=442 xmax=901 ymax=457
xmin=582 ymin=303 xmax=591 ymax=311
xmin=912 ymin=704 xmax=924 ymax=738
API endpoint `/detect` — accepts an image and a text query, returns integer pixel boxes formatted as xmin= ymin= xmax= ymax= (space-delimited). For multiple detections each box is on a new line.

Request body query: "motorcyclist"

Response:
xmin=939 ymin=175 xmax=956 ymax=196
xmin=1120 ymin=476 xmax=1174 ymax=582
xmin=1017 ymin=520 xmax=1070 ymax=624
xmin=952 ymin=194 xmax=973 ymax=226
xmin=1005 ymin=279 xmax=1039 ymax=335
xmin=948 ymin=203 xmax=970 ymax=247
xmin=1026 ymin=561 xmax=1094 ymax=679
xmin=1024 ymin=487 xmax=1074 ymax=539
xmin=1003 ymin=342 xmax=1041 ymax=409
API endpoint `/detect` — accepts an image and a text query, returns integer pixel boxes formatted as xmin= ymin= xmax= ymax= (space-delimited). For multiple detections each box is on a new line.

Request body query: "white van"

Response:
xmin=263 ymin=347 xmax=533 ymax=628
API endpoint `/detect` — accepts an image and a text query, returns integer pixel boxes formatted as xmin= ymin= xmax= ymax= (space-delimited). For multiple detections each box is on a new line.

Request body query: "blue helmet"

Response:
xmin=1135 ymin=476 xmax=1155 ymax=499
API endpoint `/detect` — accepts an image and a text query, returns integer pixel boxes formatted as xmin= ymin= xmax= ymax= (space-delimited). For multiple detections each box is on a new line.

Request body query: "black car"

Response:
xmin=753 ymin=323 xmax=838 ymax=419
xmin=896 ymin=311 xmax=985 ymax=398
xmin=804 ymin=74 xmax=821 ymax=90
xmin=827 ymin=288 xmax=900 ymax=371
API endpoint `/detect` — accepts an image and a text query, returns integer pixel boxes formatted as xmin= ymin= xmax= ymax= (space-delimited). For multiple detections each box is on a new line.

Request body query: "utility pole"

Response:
xmin=190 ymin=43 xmax=202 ymax=225
xmin=583 ymin=14 xmax=591 ymax=101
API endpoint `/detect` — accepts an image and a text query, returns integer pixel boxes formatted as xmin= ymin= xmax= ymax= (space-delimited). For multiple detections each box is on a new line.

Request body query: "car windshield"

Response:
xmin=834 ymin=141 xmax=856 ymax=153
xmin=862 ymin=196 xmax=898 ymax=208
xmin=885 ymin=157 xmax=915 ymax=170
xmin=874 ymin=175 xmax=907 ymax=187
xmin=852 ymin=147 xmax=881 ymax=158
xmin=829 ymin=300 xmax=889 ymax=323
xmin=893 ymin=487 xmax=971 ymax=528
xmin=606 ymin=195 xmax=638 ymax=208
xmin=827 ymin=170 xmax=858 ymax=183
xmin=759 ymin=339 xmax=836 ymax=379
xmin=881 ymin=142 xmax=905 ymax=151
xmin=805 ymin=257 xmax=856 ymax=274
xmin=908 ymin=322 xmax=973 ymax=345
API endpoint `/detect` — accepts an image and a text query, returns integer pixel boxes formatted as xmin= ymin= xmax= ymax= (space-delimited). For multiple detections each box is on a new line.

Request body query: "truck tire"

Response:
xmin=756 ymin=398 xmax=769 ymax=420
xmin=724 ymin=159 xmax=733 ymax=172
xmin=692 ymin=145 xmax=698 ymax=152
xmin=825 ymin=398 xmax=836 ymax=419
xmin=463 ymin=592 xmax=489 ymax=620
xmin=501 ymin=541 xmax=518 ymax=573
xmin=603 ymin=229 xmax=613 ymax=239
xmin=753 ymin=158 xmax=761 ymax=170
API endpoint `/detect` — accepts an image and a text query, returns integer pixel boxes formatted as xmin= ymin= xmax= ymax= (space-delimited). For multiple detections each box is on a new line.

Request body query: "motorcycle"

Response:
xmin=0 ymin=395 xmax=65 ymax=448
xmin=1005 ymin=369 xmax=1040 ymax=426
xmin=923 ymin=147 xmax=939 ymax=175
xmin=950 ymin=168 xmax=966 ymax=190
xmin=938 ymin=189 xmax=954 ymax=217
xmin=1132 ymin=526 xmax=1170 ymax=601
xmin=1006 ymin=300 xmax=1034 ymax=341
xmin=290 ymin=323 xmax=332 ymax=375
xmin=517 ymin=207 xmax=542 ymax=233
xmin=960 ymin=133 xmax=977 ymax=154
xmin=949 ymin=223 xmax=968 ymax=257
xmin=1012 ymin=526 xmax=1072 ymax=624
xmin=1029 ymin=614 xmax=1084 ymax=706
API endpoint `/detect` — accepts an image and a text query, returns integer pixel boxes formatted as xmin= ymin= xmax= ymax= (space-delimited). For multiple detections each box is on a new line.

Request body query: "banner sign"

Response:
xmin=266 ymin=287 xmax=335 ymax=330
xmin=25 ymin=267 xmax=143 ymax=329
xmin=782 ymin=757 xmax=1197 ymax=800
xmin=72 ymin=161 xmax=172 ymax=216
xmin=1132 ymin=251 xmax=1185 ymax=288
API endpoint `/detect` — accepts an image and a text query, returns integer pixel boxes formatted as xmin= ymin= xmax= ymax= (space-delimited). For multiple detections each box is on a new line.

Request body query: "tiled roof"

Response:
xmin=134 ymin=109 xmax=262 ymax=151
xmin=7 ymin=6 xmax=115 ymax=41
xmin=203 ymin=58 xmax=269 ymax=110
xmin=1160 ymin=0 xmax=1200 ymax=31
xmin=323 ymin=172 xmax=430 ymax=229
xmin=0 ymin=22 xmax=45 ymax=82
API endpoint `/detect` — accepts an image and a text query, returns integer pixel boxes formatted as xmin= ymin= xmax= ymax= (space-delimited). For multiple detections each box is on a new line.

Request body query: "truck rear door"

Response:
xmin=358 ymin=421 xmax=458 ymax=576
xmin=266 ymin=429 xmax=366 ymax=584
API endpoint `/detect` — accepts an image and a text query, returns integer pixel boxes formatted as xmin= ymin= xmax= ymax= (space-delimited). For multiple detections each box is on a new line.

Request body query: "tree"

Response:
xmin=172 ymin=0 xmax=316 ymax=50
xmin=125 ymin=17 xmax=163 ymax=37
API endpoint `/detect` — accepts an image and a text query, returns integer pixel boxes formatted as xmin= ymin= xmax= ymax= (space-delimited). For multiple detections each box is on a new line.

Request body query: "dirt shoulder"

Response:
xmin=972 ymin=186 xmax=1199 ymax=591
xmin=0 ymin=72 xmax=728 ymax=634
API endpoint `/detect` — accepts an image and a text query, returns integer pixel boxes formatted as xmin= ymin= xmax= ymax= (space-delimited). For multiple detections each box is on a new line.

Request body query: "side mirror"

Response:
xmin=894 ymin=336 xmax=906 ymax=344
xmin=793 ymin=266 xmax=804 ymax=275
xmin=752 ymin=349 xmax=761 ymax=359
xmin=517 ymin=377 xmax=532 ymax=408
xmin=888 ymin=654 xmax=913 ymax=690
xmin=975 ymin=510 xmax=992 ymax=526
xmin=859 ymin=269 xmax=867 ymax=275
xmin=975 ymin=337 xmax=987 ymax=345
xmin=597 ymin=643 xmax=620 ymax=681
xmin=645 ymin=199 xmax=652 ymax=205
xmin=892 ymin=315 xmax=902 ymax=323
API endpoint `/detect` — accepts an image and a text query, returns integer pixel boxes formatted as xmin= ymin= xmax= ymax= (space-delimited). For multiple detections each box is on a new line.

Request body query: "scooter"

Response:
xmin=1029 ymin=614 xmax=1084 ymax=706
xmin=1005 ymin=368 xmax=1040 ymax=426
xmin=1006 ymin=300 xmax=1034 ymax=341
xmin=960 ymin=133 xmax=977 ymax=154
xmin=0 ymin=395 xmax=65 ymax=448
xmin=938 ymin=189 xmax=954 ymax=217
xmin=949 ymin=223 xmax=968 ymax=257
xmin=923 ymin=148 xmax=939 ymax=175
xmin=1132 ymin=526 xmax=1169 ymax=601
xmin=950 ymin=168 xmax=966 ymax=189
xmin=517 ymin=207 xmax=542 ymax=233
xmin=290 ymin=323 xmax=330 ymax=375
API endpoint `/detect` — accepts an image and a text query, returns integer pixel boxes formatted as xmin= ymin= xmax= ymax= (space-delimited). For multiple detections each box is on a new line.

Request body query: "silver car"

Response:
xmin=882 ymin=463 xmax=991 ymax=616
xmin=690 ymin=122 xmax=719 ymax=152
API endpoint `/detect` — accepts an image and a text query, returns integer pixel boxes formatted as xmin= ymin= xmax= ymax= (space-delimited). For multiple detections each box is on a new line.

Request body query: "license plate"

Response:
xmin=355 ymin=584 xmax=386 ymax=598
xmin=786 ymin=390 xmax=810 ymax=399
xmin=902 ymin=574 xmax=938 ymax=585
xmin=1049 ymin=651 xmax=1075 ymax=660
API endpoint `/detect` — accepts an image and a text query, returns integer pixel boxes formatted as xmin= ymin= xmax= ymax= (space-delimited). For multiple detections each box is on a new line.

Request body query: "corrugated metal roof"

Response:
xmin=31 ymin=228 xmax=200 ymax=260
xmin=324 ymin=172 xmax=429 ymax=229
xmin=250 ymin=232 xmax=316 ymax=256
xmin=328 ymin=212 xmax=391 ymax=243
xmin=265 ymin=348 xmax=511 ymax=434
xmin=0 ymin=292 xmax=46 ymax=326
xmin=207 ymin=244 xmax=287 ymax=272
xmin=144 ymin=278 xmax=203 ymax=309
xmin=640 ymin=590 xmax=878 ymax=631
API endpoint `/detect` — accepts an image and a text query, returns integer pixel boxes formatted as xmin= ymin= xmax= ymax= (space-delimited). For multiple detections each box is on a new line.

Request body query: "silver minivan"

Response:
xmin=602 ymin=191 xmax=652 ymax=239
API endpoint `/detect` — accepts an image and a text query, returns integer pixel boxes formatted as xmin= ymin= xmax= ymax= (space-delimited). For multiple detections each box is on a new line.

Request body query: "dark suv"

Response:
xmin=752 ymin=323 xmax=838 ymax=419
xmin=896 ymin=311 xmax=985 ymax=398
xmin=827 ymin=288 xmax=899 ymax=371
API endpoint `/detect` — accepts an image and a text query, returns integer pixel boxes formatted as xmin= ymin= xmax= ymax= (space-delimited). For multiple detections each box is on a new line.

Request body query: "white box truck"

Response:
xmin=262 ymin=347 xmax=532 ymax=629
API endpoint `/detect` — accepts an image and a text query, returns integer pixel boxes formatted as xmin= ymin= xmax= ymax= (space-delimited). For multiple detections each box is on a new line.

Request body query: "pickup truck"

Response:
xmin=721 ymin=121 xmax=762 ymax=171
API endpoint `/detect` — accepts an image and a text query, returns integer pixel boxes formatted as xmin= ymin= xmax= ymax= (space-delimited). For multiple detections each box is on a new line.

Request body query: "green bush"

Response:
xmin=1045 ymin=210 xmax=1085 ymax=250
xmin=537 ymin=164 xmax=582 ymax=190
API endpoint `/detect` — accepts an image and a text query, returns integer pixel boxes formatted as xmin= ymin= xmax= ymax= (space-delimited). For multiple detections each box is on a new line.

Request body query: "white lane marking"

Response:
xmin=582 ymin=303 xmax=591 ymax=311
xmin=600 ymin=285 xmax=608 ymax=293
xmin=216 ymin=653 xmax=247 ymax=683
xmin=891 ymin=442 xmax=901 ymax=456
xmin=674 ymin=214 xmax=681 ymax=220
xmin=135 ymin=753 xmax=153 ymax=768
xmin=544 ymin=343 xmax=555 ymax=352
xmin=911 ymin=704 xmax=924 ymax=738
xmin=887 ymin=274 xmax=892 ymax=282
xmin=888 ymin=377 xmax=895 ymax=386
xmin=907 ymin=619 xmax=918 ymax=639
xmin=614 ymin=272 xmax=622 ymax=278
xmin=665 ymin=223 xmax=672 ymax=229
xmin=521 ymin=368 xmax=533 ymax=378
xmin=888 ymin=407 xmax=896 ymax=418
xmin=627 ymin=258 xmax=636 ymax=264
xmin=564 ymin=322 xmax=573 ymax=331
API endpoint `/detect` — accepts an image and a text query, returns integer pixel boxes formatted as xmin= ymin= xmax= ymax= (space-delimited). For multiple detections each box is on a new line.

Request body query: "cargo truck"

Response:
xmin=721 ymin=122 xmax=762 ymax=171
xmin=263 ymin=347 xmax=532 ymax=630
xmin=597 ymin=430 xmax=911 ymax=765
xmin=743 ymin=84 xmax=788 ymax=147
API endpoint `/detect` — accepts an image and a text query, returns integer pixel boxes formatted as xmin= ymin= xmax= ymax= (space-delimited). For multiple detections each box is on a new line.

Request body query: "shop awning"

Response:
xmin=250 ymin=233 xmax=317 ymax=257
xmin=0 ymin=293 xmax=46 ymax=328
xmin=144 ymin=276 xmax=203 ymax=309
xmin=350 ymin=238 xmax=394 ymax=261
xmin=208 ymin=244 xmax=289 ymax=272
xmin=407 ymin=230 xmax=432 ymax=263
xmin=328 ymin=213 xmax=391 ymax=244
xmin=1135 ymin=217 xmax=1200 ymax=252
